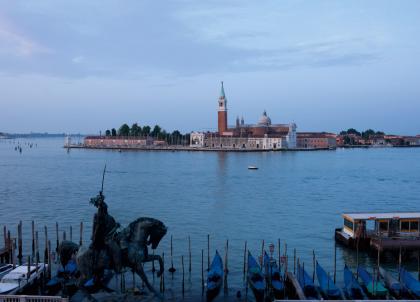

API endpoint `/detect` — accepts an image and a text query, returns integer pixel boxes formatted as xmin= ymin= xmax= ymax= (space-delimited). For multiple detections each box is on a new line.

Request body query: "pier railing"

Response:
xmin=0 ymin=296 xmax=68 ymax=302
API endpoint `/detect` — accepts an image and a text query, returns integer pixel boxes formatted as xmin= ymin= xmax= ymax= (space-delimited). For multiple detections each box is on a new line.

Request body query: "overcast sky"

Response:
xmin=0 ymin=0 xmax=419 ymax=134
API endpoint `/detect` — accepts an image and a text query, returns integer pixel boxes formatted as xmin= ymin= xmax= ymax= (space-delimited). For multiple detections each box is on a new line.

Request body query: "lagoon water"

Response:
xmin=1 ymin=137 xmax=420 ymax=300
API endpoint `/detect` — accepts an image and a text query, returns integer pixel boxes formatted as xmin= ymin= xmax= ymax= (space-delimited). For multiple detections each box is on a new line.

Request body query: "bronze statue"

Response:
xmin=57 ymin=190 xmax=167 ymax=296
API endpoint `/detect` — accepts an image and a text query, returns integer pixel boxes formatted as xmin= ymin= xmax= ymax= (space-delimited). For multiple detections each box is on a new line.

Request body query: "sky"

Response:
xmin=0 ymin=0 xmax=420 ymax=135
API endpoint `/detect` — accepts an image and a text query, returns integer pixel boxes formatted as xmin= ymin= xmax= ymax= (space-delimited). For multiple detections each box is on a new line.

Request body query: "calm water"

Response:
xmin=1 ymin=138 xmax=420 ymax=300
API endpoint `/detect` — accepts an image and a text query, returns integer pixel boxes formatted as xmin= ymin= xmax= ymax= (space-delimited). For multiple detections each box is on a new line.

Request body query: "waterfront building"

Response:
xmin=297 ymin=132 xmax=337 ymax=149
xmin=84 ymin=136 xmax=166 ymax=148
xmin=190 ymin=82 xmax=336 ymax=150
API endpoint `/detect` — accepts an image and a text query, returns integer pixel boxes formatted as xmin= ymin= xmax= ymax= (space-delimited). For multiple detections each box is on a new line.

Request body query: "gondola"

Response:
xmin=296 ymin=262 xmax=320 ymax=299
xmin=206 ymin=250 xmax=223 ymax=301
xmin=315 ymin=261 xmax=342 ymax=299
xmin=379 ymin=267 xmax=401 ymax=298
xmin=0 ymin=264 xmax=13 ymax=280
xmin=247 ymin=252 xmax=265 ymax=302
xmin=357 ymin=266 xmax=388 ymax=298
xmin=46 ymin=259 xmax=79 ymax=295
xmin=263 ymin=251 xmax=284 ymax=299
xmin=343 ymin=265 xmax=366 ymax=299
xmin=399 ymin=267 xmax=420 ymax=298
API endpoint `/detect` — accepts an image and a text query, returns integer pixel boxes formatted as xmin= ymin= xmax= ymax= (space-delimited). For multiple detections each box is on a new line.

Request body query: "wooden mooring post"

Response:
xmin=312 ymin=250 xmax=316 ymax=282
xmin=243 ymin=240 xmax=247 ymax=279
xmin=55 ymin=222 xmax=59 ymax=253
xmin=224 ymin=239 xmax=229 ymax=293
xmin=201 ymin=249 xmax=204 ymax=295
xmin=17 ymin=221 xmax=22 ymax=265
xmin=260 ymin=239 xmax=264 ymax=267
xmin=207 ymin=234 xmax=210 ymax=271
xmin=44 ymin=226 xmax=48 ymax=264
xmin=188 ymin=235 xmax=191 ymax=274
xmin=35 ymin=231 xmax=39 ymax=265
xmin=160 ymin=252 xmax=165 ymax=293
xmin=79 ymin=221 xmax=83 ymax=246
xmin=70 ymin=225 xmax=73 ymax=242
xmin=293 ymin=248 xmax=296 ymax=274
xmin=31 ymin=221 xmax=35 ymax=257
xmin=168 ymin=235 xmax=175 ymax=273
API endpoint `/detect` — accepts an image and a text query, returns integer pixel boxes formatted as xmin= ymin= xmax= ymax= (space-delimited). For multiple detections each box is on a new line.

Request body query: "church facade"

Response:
xmin=190 ymin=82 xmax=297 ymax=150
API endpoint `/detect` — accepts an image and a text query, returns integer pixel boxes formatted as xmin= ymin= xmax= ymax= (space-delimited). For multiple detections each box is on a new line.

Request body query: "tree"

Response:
xmin=347 ymin=128 xmax=361 ymax=136
xmin=362 ymin=129 xmax=375 ymax=140
xmin=142 ymin=126 xmax=151 ymax=136
xmin=118 ymin=124 xmax=130 ymax=136
xmin=151 ymin=125 xmax=162 ymax=137
xmin=130 ymin=123 xmax=141 ymax=136
xmin=111 ymin=128 xmax=117 ymax=136
xmin=105 ymin=129 xmax=111 ymax=136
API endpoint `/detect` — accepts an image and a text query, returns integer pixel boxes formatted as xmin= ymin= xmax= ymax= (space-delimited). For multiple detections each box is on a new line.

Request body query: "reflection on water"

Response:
xmin=1 ymin=138 xmax=420 ymax=300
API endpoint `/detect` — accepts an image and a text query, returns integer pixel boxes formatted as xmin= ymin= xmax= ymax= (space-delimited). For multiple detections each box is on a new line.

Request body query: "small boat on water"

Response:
xmin=316 ymin=261 xmax=342 ymax=299
xmin=343 ymin=265 xmax=366 ymax=299
xmin=0 ymin=263 xmax=46 ymax=294
xmin=206 ymin=250 xmax=223 ymax=301
xmin=263 ymin=251 xmax=284 ymax=299
xmin=357 ymin=266 xmax=388 ymax=298
xmin=400 ymin=267 xmax=420 ymax=298
xmin=0 ymin=264 xmax=13 ymax=280
xmin=248 ymin=165 xmax=258 ymax=170
xmin=247 ymin=252 xmax=265 ymax=302
xmin=296 ymin=262 xmax=320 ymax=300
xmin=46 ymin=259 xmax=79 ymax=294
xmin=379 ymin=266 xmax=401 ymax=297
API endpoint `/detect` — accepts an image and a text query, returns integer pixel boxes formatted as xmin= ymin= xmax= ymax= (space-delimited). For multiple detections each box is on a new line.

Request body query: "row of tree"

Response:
xmin=104 ymin=123 xmax=190 ymax=145
xmin=340 ymin=128 xmax=385 ymax=139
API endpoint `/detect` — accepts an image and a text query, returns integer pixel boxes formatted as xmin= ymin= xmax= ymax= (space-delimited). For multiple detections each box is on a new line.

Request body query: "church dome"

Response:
xmin=258 ymin=111 xmax=271 ymax=126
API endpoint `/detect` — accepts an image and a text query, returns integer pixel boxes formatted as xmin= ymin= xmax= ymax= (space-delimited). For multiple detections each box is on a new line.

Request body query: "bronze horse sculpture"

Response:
xmin=59 ymin=191 xmax=167 ymax=296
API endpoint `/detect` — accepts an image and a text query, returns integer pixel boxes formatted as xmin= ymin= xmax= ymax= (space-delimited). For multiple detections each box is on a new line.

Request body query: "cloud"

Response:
xmin=0 ymin=17 xmax=51 ymax=57
xmin=72 ymin=56 xmax=85 ymax=64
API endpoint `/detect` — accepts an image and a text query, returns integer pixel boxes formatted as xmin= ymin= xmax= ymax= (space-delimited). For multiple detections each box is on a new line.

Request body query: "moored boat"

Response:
xmin=343 ymin=265 xmax=366 ymax=299
xmin=316 ymin=261 xmax=342 ymax=299
xmin=248 ymin=166 xmax=258 ymax=170
xmin=399 ymin=267 xmax=420 ymax=298
xmin=263 ymin=251 xmax=284 ymax=299
xmin=0 ymin=263 xmax=46 ymax=294
xmin=206 ymin=250 xmax=223 ymax=301
xmin=0 ymin=264 xmax=13 ymax=280
xmin=296 ymin=262 xmax=320 ymax=299
xmin=379 ymin=266 xmax=401 ymax=297
xmin=357 ymin=266 xmax=388 ymax=298
xmin=46 ymin=259 xmax=79 ymax=295
xmin=247 ymin=252 xmax=265 ymax=302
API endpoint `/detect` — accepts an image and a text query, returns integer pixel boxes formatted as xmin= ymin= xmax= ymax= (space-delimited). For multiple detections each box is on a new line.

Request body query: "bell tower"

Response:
xmin=218 ymin=81 xmax=228 ymax=135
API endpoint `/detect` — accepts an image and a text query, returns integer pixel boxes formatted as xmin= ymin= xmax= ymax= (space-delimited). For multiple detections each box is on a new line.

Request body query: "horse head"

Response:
xmin=127 ymin=217 xmax=167 ymax=249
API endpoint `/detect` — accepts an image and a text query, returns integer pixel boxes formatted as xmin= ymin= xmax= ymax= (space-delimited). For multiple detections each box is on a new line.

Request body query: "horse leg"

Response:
xmin=134 ymin=260 xmax=161 ymax=297
xmin=144 ymin=254 xmax=164 ymax=278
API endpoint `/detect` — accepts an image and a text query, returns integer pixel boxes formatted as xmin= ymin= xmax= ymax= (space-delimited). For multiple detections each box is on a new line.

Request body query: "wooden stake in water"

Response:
xmin=201 ymin=249 xmax=204 ymax=295
xmin=278 ymin=239 xmax=281 ymax=271
xmin=55 ymin=222 xmax=59 ymax=252
xmin=188 ymin=235 xmax=192 ymax=274
xmin=48 ymin=240 xmax=52 ymax=278
xmin=17 ymin=221 xmax=22 ymax=265
xmin=79 ymin=221 xmax=83 ymax=246
xmin=356 ymin=237 xmax=360 ymax=279
xmin=260 ymin=239 xmax=264 ymax=267
xmin=160 ymin=252 xmax=165 ymax=293
xmin=63 ymin=231 xmax=66 ymax=241
xmin=224 ymin=239 xmax=229 ymax=293
xmin=312 ymin=250 xmax=316 ymax=282
xmin=243 ymin=241 xmax=247 ymax=278
xmin=35 ymin=231 xmax=39 ymax=265
xmin=70 ymin=225 xmax=73 ymax=242
xmin=168 ymin=235 xmax=176 ymax=273
xmin=207 ymin=234 xmax=210 ymax=271
xmin=293 ymin=248 xmax=296 ymax=275
xmin=3 ymin=226 xmax=6 ymax=248
xmin=27 ymin=256 xmax=30 ymax=280
xmin=31 ymin=221 xmax=35 ymax=257
xmin=182 ymin=255 xmax=185 ymax=296
xmin=44 ymin=226 xmax=48 ymax=264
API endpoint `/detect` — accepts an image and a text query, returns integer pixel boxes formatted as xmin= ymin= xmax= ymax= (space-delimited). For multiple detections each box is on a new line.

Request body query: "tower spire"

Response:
xmin=220 ymin=81 xmax=225 ymax=98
